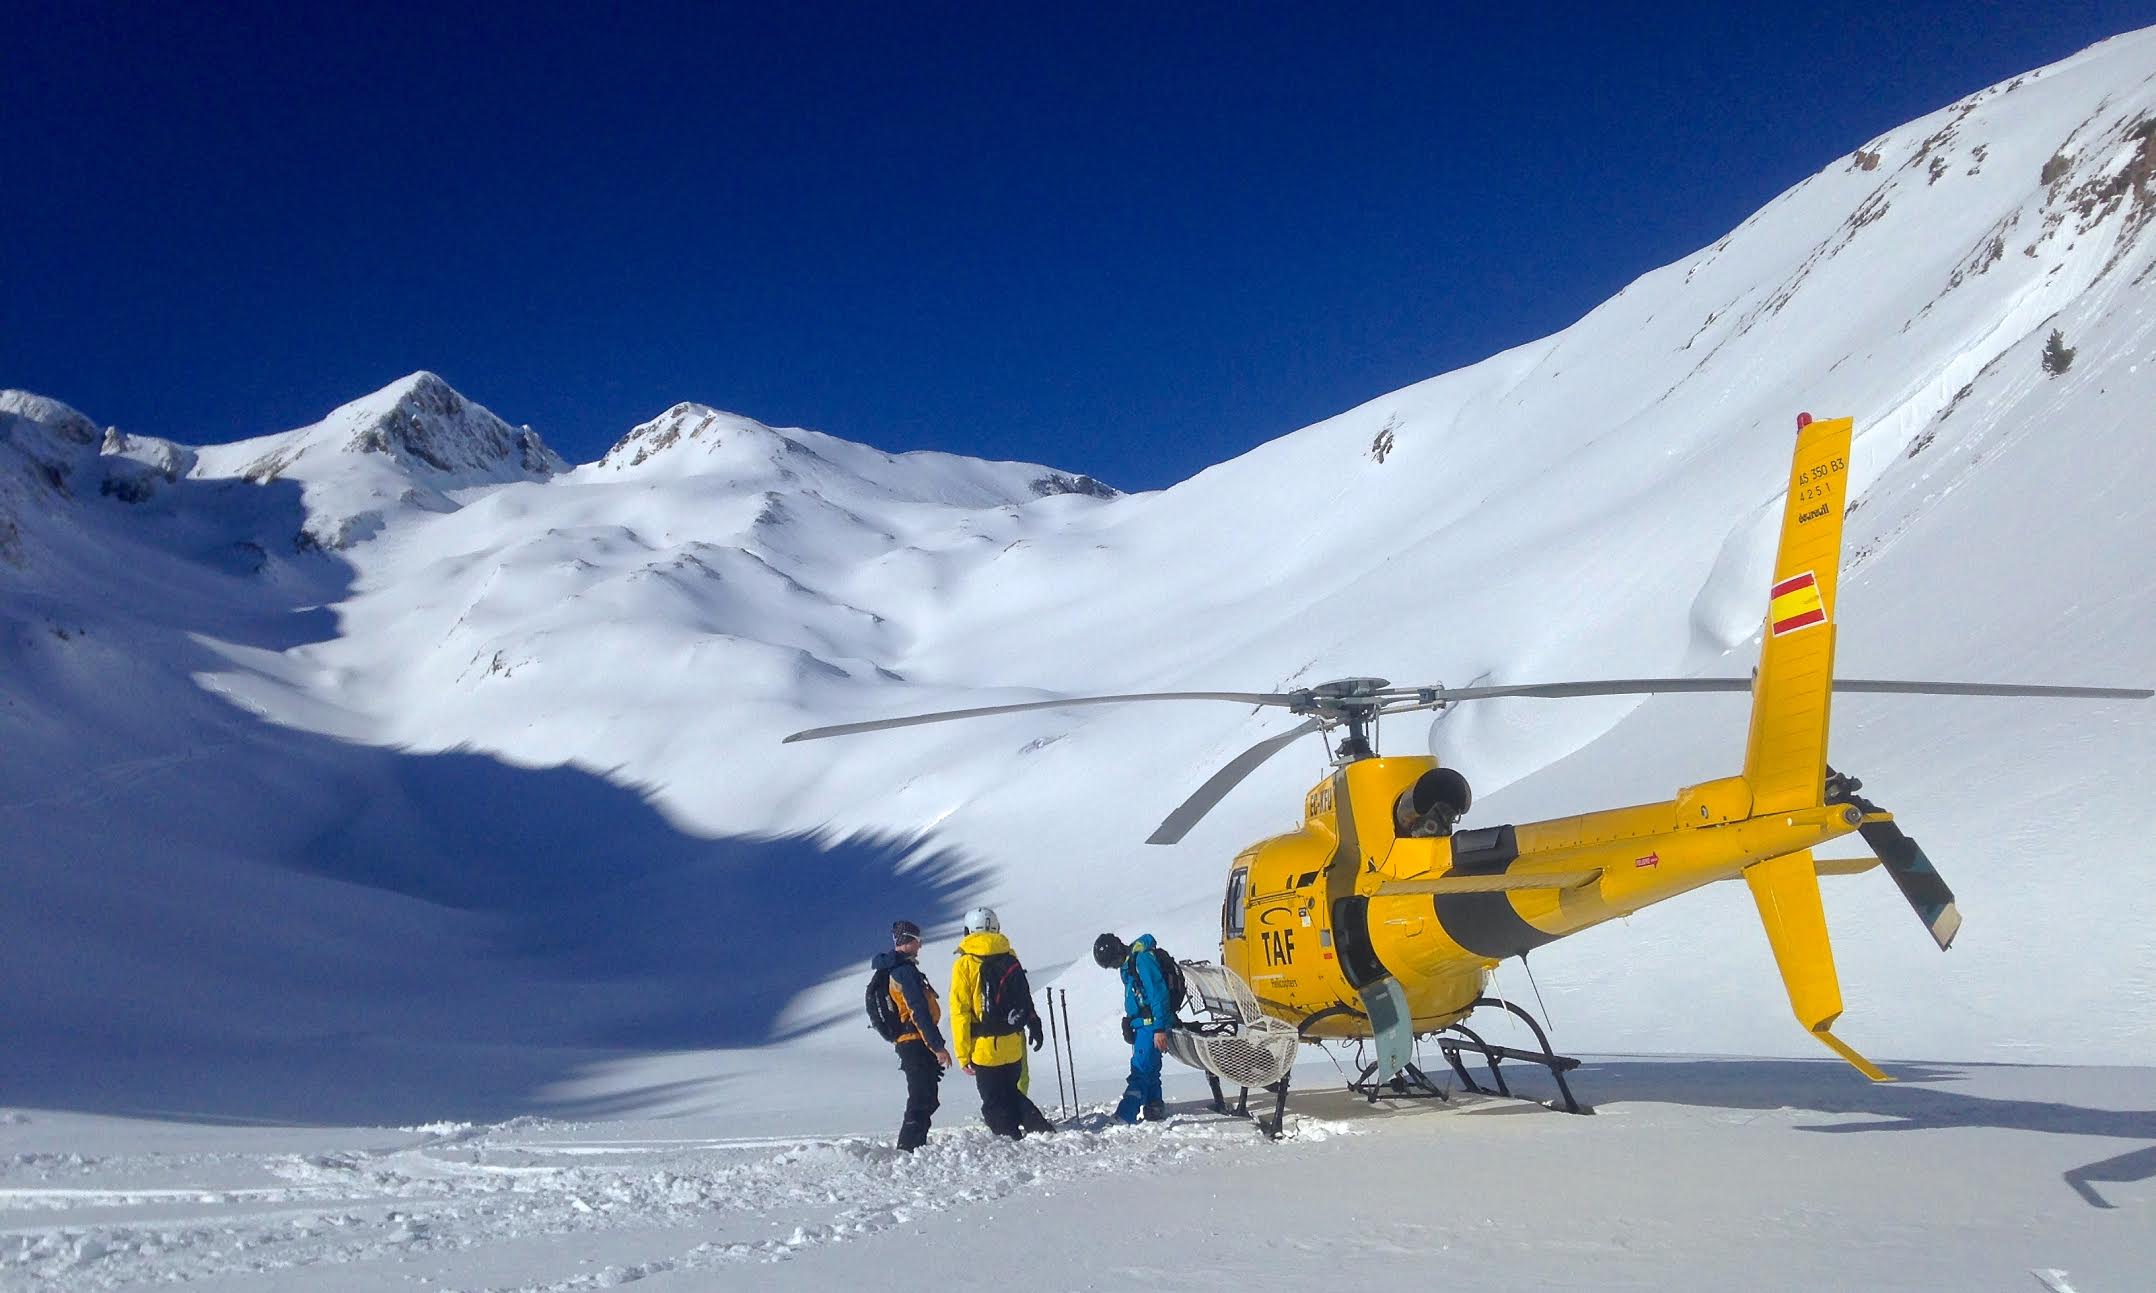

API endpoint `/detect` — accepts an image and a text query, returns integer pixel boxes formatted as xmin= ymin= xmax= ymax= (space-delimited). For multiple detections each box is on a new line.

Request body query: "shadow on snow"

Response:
xmin=1269 ymin=1048 xmax=2153 ymax=1211
xmin=1578 ymin=1057 xmax=2156 ymax=1210
xmin=0 ymin=468 xmax=986 ymax=1126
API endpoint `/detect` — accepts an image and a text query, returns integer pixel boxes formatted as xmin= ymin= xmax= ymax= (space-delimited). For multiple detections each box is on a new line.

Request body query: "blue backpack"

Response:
xmin=1125 ymin=947 xmax=1188 ymax=1016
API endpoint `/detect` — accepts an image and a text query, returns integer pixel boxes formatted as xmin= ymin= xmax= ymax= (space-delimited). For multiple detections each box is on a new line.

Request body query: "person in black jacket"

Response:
xmin=874 ymin=920 xmax=951 ymax=1151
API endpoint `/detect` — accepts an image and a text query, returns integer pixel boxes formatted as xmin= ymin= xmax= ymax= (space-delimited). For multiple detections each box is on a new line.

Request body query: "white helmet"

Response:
xmin=961 ymin=906 xmax=1001 ymax=934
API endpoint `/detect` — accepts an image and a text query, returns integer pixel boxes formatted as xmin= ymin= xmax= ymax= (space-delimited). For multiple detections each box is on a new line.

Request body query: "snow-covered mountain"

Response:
xmin=4 ymin=29 xmax=2155 ymax=1130
xmin=594 ymin=398 xmax=1116 ymax=502
xmin=185 ymin=371 xmax=567 ymax=551
xmin=0 ymin=391 xmax=104 ymax=567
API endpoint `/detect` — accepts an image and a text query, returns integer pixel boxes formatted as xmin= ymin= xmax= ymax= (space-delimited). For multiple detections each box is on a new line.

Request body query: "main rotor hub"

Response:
xmin=1291 ymin=677 xmax=1392 ymax=715
xmin=1288 ymin=678 xmax=1397 ymax=763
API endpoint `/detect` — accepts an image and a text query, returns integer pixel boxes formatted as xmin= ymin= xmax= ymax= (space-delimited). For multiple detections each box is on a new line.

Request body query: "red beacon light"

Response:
xmin=1796 ymin=411 xmax=1815 ymax=429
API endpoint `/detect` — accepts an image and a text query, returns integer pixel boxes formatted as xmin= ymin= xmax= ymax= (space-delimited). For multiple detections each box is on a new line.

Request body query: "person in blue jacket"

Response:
xmin=1093 ymin=931 xmax=1178 ymax=1123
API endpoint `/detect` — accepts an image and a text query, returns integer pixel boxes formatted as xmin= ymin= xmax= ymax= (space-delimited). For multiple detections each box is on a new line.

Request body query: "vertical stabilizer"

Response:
xmin=1745 ymin=849 xmax=1891 ymax=1082
xmin=1742 ymin=416 xmax=1853 ymax=815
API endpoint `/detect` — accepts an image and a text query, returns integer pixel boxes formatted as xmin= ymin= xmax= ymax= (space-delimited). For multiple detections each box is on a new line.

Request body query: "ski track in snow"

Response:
xmin=0 ymin=1110 xmax=1355 ymax=1290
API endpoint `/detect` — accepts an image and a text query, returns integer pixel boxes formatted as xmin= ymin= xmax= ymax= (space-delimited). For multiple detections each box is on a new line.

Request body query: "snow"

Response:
xmin=187 ymin=372 xmax=565 ymax=552
xmin=4 ymin=25 xmax=2156 ymax=1292
xmin=6 ymin=1061 xmax=2151 ymax=1290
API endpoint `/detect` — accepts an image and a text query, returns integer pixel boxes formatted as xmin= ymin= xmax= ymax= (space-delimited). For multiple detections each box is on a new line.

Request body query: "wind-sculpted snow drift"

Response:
xmin=3 ymin=31 xmax=2155 ymax=1135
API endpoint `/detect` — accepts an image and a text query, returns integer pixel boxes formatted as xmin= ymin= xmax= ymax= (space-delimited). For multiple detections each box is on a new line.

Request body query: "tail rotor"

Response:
xmin=1827 ymin=768 xmax=1962 ymax=952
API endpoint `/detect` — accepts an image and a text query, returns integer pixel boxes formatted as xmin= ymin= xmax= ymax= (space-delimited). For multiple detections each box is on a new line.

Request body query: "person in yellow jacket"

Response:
xmin=949 ymin=905 xmax=1048 ymax=1139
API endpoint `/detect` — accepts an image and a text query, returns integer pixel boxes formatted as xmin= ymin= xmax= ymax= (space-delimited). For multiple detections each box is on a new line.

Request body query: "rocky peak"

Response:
xmin=1030 ymin=471 xmax=1119 ymax=500
xmin=331 ymin=372 xmax=566 ymax=483
xmin=0 ymin=390 xmax=106 ymax=497
xmin=191 ymin=374 xmax=570 ymax=552
xmin=99 ymin=429 xmax=199 ymax=504
xmin=597 ymin=402 xmax=790 ymax=473
xmin=0 ymin=391 xmax=100 ymax=447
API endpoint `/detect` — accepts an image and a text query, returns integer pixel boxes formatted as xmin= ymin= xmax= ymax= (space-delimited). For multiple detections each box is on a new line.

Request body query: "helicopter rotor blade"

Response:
xmin=1392 ymin=678 xmax=2151 ymax=706
xmin=785 ymin=678 xmax=2148 ymax=743
xmin=1826 ymin=770 xmax=1960 ymax=951
xmin=1147 ymin=717 xmax=1330 ymax=846
xmin=1821 ymin=680 xmax=2148 ymax=699
xmin=782 ymin=690 xmax=1300 ymax=743
xmin=1858 ymin=816 xmax=1961 ymax=951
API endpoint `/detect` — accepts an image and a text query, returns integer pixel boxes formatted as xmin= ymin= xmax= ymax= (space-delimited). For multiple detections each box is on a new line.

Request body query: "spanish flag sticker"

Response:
xmin=1770 ymin=571 xmax=1826 ymax=636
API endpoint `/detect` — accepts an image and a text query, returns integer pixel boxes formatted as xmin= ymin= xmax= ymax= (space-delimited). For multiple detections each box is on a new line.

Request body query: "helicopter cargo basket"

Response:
xmin=1162 ymin=961 xmax=1299 ymax=1089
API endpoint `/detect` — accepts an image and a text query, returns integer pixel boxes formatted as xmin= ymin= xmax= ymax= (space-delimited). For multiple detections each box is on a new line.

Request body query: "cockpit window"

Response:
xmin=1222 ymin=868 xmax=1248 ymax=938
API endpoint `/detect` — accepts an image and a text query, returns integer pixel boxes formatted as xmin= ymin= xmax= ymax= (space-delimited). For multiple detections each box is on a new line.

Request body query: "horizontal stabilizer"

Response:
xmin=1813 ymin=856 xmax=1882 ymax=877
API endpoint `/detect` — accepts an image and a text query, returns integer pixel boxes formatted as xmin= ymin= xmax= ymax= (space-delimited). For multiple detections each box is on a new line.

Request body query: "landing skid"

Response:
xmin=1209 ymin=995 xmax=1589 ymax=1137
xmin=1347 ymin=1058 xmax=1450 ymax=1102
xmin=1437 ymin=996 xmax=1592 ymax=1114
xmin=1207 ymin=1072 xmax=1293 ymax=1140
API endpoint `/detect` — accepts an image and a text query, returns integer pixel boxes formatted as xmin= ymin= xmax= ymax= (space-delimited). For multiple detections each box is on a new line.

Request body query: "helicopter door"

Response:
xmin=1221 ymin=866 xmax=1252 ymax=981
xmin=1330 ymin=895 xmax=1385 ymax=988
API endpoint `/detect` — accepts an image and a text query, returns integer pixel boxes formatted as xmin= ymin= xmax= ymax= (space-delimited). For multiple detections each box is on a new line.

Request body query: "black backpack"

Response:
xmin=973 ymin=951 xmax=1037 ymax=1037
xmin=865 ymin=965 xmax=906 ymax=1042
xmin=1127 ymin=946 xmax=1188 ymax=1016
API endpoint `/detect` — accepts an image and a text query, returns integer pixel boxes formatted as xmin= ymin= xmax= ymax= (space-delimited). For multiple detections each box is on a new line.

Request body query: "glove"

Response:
xmin=1120 ymin=1017 xmax=1136 ymax=1045
xmin=1026 ymin=1016 xmax=1044 ymax=1051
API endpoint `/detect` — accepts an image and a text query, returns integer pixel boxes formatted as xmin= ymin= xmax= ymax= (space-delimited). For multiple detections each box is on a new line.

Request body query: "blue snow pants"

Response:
xmin=1114 ymin=1026 xmax=1164 ymax=1122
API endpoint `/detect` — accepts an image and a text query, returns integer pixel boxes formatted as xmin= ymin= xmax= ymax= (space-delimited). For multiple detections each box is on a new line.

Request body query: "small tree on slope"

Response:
xmin=2041 ymin=328 xmax=2076 ymax=377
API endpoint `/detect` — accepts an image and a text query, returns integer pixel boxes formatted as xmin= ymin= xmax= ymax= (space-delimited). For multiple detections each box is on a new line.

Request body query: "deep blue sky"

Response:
xmin=7 ymin=3 xmax=2148 ymax=490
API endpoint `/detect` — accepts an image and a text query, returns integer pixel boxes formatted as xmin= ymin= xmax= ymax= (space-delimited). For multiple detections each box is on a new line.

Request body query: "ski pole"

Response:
xmin=1047 ymin=990 xmax=1068 ymax=1118
xmin=1059 ymin=988 xmax=1078 ymax=1113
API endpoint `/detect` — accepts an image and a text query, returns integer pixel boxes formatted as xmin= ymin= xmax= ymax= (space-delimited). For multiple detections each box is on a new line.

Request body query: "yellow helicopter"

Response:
xmin=786 ymin=415 xmax=2149 ymax=1133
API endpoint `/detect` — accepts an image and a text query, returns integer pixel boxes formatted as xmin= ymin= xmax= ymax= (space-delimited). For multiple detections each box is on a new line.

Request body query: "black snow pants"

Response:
xmin=1019 ymin=1095 xmax=1057 ymax=1134
xmin=973 ymin=1060 xmax=1026 ymax=1139
xmin=897 ymin=1039 xmax=942 ymax=1151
